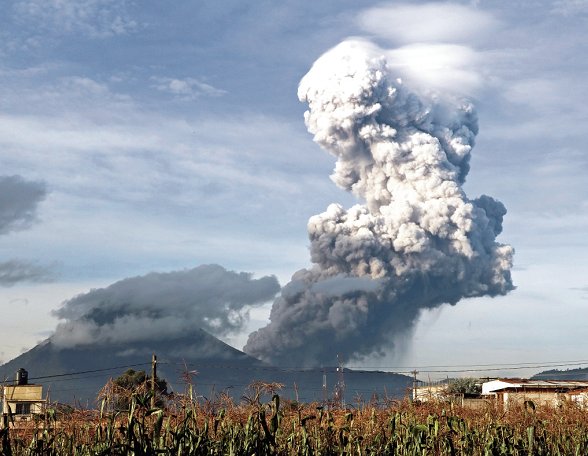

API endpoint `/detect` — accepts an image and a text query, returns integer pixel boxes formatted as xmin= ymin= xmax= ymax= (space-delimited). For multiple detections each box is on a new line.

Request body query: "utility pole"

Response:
xmin=322 ymin=369 xmax=328 ymax=405
xmin=334 ymin=354 xmax=346 ymax=408
xmin=151 ymin=353 xmax=157 ymax=409
xmin=411 ymin=370 xmax=419 ymax=402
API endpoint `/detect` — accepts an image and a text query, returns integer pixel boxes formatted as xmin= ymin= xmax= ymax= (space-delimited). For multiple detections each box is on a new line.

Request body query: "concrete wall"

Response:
xmin=500 ymin=390 xmax=565 ymax=409
xmin=414 ymin=384 xmax=448 ymax=402
xmin=460 ymin=397 xmax=493 ymax=410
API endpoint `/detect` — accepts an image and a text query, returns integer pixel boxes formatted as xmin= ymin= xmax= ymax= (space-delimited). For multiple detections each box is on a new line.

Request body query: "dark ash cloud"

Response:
xmin=0 ymin=175 xmax=46 ymax=234
xmin=51 ymin=264 xmax=280 ymax=347
xmin=0 ymin=175 xmax=52 ymax=286
xmin=0 ymin=259 xmax=54 ymax=286
xmin=244 ymin=40 xmax=514 ymax=366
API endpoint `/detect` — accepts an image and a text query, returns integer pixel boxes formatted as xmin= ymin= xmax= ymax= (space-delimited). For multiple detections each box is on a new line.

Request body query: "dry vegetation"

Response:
xmin=2 ymin=381 xmax=588 ymax=455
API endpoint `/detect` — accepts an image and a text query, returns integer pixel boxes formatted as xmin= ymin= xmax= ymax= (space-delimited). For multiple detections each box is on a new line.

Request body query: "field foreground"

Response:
xmin=2 ymin=384 xmax=588 ymax=455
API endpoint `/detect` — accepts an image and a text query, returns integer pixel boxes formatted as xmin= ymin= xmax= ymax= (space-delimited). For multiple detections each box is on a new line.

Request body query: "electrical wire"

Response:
xmin=168 ymin=360 xmax=588 ymax=375
xmin=28 ymin=363 xmax=151 ymax=381
xmin=0 ymin=362 xmax=151 ymax=385
xmin=2 ymin=358 xmax=587 ymax=386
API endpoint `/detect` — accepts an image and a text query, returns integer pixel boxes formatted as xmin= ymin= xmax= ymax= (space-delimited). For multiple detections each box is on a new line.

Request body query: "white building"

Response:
xmin=482 ymin=378 xmax=588 ymax=409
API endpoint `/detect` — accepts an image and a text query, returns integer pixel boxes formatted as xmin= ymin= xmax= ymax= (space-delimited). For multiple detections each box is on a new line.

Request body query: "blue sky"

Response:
xmin=1 ymin=0 xmax=587 ymax=378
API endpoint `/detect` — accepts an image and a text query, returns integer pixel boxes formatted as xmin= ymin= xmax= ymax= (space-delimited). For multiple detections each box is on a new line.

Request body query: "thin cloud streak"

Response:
xmin=12 ymin=0 xmax=138 ymax=38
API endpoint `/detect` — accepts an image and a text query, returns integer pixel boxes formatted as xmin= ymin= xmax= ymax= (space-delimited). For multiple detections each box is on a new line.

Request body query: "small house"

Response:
xmin=1 ymin=368 xmax=45 ymax=424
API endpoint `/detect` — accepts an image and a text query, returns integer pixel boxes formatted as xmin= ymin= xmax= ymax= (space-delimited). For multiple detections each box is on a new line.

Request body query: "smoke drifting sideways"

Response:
xmin=244 ymin=40 xmax=514 ymax=366
xmin=51 ymin=264 xmax=280 ymax=348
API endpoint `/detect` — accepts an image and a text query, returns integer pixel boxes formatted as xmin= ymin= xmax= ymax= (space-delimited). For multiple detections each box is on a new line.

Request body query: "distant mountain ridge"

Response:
xmin=0 ymin=330 xmax=412 ymax=405
xmin=532 ymin=367 xmax=588 ymax=381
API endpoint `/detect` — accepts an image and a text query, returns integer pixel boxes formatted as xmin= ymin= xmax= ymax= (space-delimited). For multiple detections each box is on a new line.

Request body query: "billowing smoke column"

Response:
xmin=244 ymin=40 xmax=514 ymax=366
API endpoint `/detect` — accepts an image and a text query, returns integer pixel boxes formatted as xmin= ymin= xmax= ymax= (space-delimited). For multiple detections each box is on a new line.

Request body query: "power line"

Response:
xmin=34 ymin=371 xmax=135 ymax=384
xmin=1 ymin=362 xmax=151 ymax=385
xmin=29 ymin=363 xmax=152 ymax=381
xmin=343 ymin=359 xmax=588 ymax=370
xmin=416 ymin=362 xmax=588 ymax=374
xmin=169 ymin=359 xmax=588 ymax=375
xmin=2 ymin=358 xmax=588 ymax=386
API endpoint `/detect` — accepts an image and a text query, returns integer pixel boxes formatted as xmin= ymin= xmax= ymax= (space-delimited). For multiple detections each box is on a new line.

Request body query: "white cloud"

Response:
xmin=353 ymin=3 xmax=503 ymax=97
xmin=0 ymin=110 xmax=325 ymax=207
xmin=13 ymin=0 xmax=137 ymax=38
xmin=0 ymin=74 xmax=329 ymax=208
xmin=357 ymin=3 xmax=499 ymax=45
xmin=152 ymin=77 xmax=227 ymax=100
xmin=385 ymin=43 xmax=484 ymax=94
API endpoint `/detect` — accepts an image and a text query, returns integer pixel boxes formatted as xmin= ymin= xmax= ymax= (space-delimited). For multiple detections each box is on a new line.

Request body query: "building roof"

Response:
xmin=483 ymin=378 xmax=588 ymax=395
xmin=568 ymin=388 xmax=588 ymax=394
xmin=3 ymin=383 xmax=40 ymax=387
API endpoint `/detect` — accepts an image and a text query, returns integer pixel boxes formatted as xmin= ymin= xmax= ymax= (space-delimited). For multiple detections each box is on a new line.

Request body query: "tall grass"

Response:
xmin=2 ymin=382 xmax=588 ymax=455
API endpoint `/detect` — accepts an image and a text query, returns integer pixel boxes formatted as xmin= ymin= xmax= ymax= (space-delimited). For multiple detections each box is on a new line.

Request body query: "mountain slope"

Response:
xmin=0 ymin=331 xmax=412 ymax=405
xmin=0 ymin=329 xmax=263 ymax=405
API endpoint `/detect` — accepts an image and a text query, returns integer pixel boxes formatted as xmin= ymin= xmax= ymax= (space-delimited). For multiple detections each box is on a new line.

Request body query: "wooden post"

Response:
xmin=411 ymin=370 xmax=419 ymax=402
xmin=151 ymin=353 xmax=157 ymax=409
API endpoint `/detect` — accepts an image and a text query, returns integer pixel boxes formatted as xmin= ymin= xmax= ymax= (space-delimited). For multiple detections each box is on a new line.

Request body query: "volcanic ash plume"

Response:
xmin=244 ymin=40 xmax=514 ymax=366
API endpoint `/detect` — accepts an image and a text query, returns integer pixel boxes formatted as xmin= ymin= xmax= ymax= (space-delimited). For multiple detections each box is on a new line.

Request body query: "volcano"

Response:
xmin=0 ymin=330 xmax=412 ymax=405
xmin=0 ymin=329 xmax=263 ymax=405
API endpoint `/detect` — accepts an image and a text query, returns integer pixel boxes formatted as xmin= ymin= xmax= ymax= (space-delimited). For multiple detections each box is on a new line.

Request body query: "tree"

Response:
xmin=110 ymin=369 xmax=168 ymax=409
xmin=446 ymin=378 xmax=482 ymax=396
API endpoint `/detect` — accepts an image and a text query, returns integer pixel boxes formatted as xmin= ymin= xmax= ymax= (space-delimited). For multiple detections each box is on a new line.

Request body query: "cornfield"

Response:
xmin=2 ymin=382 xmax=588 ymax=455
